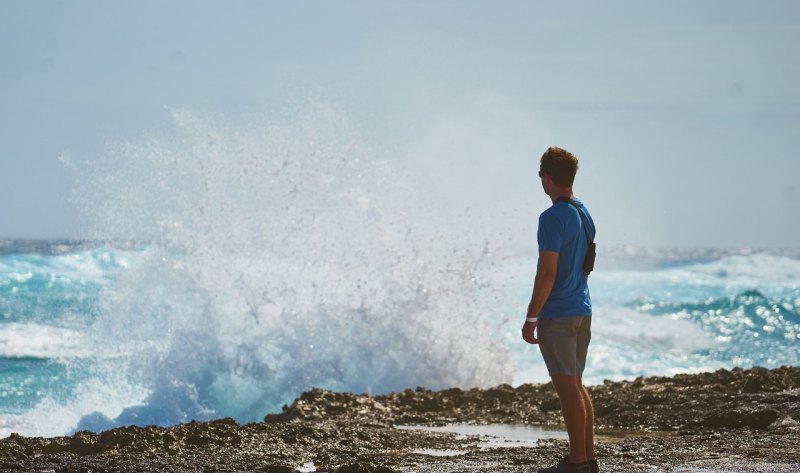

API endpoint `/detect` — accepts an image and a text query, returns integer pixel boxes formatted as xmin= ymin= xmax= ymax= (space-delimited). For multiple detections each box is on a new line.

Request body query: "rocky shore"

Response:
xmin=2 ymin=366 xmax=799 ymax=472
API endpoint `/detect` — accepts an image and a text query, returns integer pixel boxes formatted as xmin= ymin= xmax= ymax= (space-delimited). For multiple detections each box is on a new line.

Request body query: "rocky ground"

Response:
xmin=1 ymin=366 xmax=799 ymax=472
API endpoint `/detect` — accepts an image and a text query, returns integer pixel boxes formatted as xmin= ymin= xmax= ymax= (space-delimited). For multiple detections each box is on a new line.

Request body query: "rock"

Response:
xmin=68 ymin=430 xmax=101 ymax=456
xmin=336 ymin=462 xmax=399 ymax=473
xmin=41 ymin=440 xmax=68 ymax=455
xmin=540 ymin=396 xmax=561 ymax=413
xmin=638 ymin=393 xmax=665 ymax=405
xmin=702 ymin=408 xmax=779 ymax=430
xmin=788 ymin=402 xmax=800 ymax=422
xmin=257 ymin=465 xmax=294 ymax=473
xmin=184 ymin=433 xmax=211 ymax=446
xmin=5 ymin=366 xmax=800 ymax=473
xmin=210 ymin=417 xmax=239 ymax=427
xmin=742 ymin=374 xmax=765 ymax=393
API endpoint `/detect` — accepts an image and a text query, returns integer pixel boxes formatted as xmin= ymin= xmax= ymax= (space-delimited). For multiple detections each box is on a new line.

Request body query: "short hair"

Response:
xmin=540 ymin=146 xmax=579 ymax=187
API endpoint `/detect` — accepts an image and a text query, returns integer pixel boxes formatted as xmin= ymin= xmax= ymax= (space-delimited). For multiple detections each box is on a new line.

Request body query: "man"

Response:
xmin=522 ymin=146 xmax=598 ymax=473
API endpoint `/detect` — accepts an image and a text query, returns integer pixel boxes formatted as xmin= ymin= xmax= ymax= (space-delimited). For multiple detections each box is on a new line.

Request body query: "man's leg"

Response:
xmin=575 ymin=317 xmax=594 ymax=462
xmin=551 ymin=374 xmax=587 ymax=464
xmin=579 ymin=383 xmax=595 ymax=461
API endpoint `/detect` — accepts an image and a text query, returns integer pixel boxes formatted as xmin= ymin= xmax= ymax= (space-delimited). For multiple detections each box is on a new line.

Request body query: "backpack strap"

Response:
xmin=555 ymin=197 xmax=596 ymax=276
xmin=555 ymin=197 xmax=593 ymax=243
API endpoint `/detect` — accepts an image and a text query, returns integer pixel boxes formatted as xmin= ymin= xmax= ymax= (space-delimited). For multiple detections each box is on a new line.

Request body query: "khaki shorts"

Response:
xmin=537 ymin=316 xmax=592 ymax=378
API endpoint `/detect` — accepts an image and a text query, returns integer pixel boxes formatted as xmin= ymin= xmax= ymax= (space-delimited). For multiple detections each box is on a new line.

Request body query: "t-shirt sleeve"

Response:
xmin=537 ymin=211 xmax=562 ymax=253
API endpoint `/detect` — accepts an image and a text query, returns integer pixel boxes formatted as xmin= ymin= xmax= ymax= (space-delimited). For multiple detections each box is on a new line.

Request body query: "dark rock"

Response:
xmin=336 ymin=462 xmax=399 ymax=473
xmin=98 ymin=426 xmax=138 ymax=449
xmin=184 ymin=433 xmax=211 ymax=446
xmin=5 ymin=366 xmax=799 ymax=472
xmin=41 ymin=440 xmax=68 ymax=455
xmin=485 ymin=384 xmax=515 ymax=400
xmin=411 ymin=396 xmax=442 ymax=412
xmin=68 ymin=430 xmax=101 ymax=456
xmin=638 ymin=393 xmax=665 ymax=405
xmin=742 ymin=374 xmax=764 ymax=393
xmin=787 ymin=402 xmax=800 ymax=421
xmin=702 ymin=408 xmax=779 ymax=429
xmin=257 ymin=465 xmax=294 ymax=473
xmin=210 ymin=417 xmax=239 ymax=427
xmin=395 ymin=413 xmax=430 ymax=424
xmin=5 ymin=433 xmax=25 ymax=443
xmin=398 ymin=389 xmax=416 ymax=406
xmin=594 ymin=402 xmax=620 ymax=416
xmin=540 ymin=396 xmax=561 ymax=412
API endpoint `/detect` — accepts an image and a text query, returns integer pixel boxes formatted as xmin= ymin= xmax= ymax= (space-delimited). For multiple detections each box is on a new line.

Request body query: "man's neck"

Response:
xmin=549 ymin=188 xmax=574 ymax=203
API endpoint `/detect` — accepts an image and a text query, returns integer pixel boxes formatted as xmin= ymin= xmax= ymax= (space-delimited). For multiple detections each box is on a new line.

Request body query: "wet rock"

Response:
xmin=788 ymin=402 xmax=800 ymax=421
xmin=257 ymin=465 xmax=295 ymax=473
xmin=266 ymin=367 xmax=800 ymax=431
xmin=68 ymin=430 xmax=101 ymax=456
xmin=43 ymin=433 xmax=106 ymax=458
xmin=336 ymin=462 xmax=400 ymax=473
xmin=637 ymin=393 xmax=666 ymax=405
xmin=742 ymin=372 xmax=766 ymax=393
xmin=540 ymin=396 xmax=561 ymax=412
xmin=395 ymin=413 xmax=431 ymax=424
xmin=98 ymin=426 xmax=137 ymax=449
xmin=184 ymin=433 xmax=211 ymax=446
xmin=702 ymin=408 xmax=779 ymax=429
xmin=3 ymin=366 xmax=800 ymax=472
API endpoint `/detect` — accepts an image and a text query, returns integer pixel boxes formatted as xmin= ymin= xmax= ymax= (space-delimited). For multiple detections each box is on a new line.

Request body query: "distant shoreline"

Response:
xmin=4 ymin=237 xmax=800 ymax=261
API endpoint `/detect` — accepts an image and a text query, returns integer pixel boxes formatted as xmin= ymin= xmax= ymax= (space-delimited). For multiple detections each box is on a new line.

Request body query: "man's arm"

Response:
xmin=521 ymin=250 xmax=559 ymax=344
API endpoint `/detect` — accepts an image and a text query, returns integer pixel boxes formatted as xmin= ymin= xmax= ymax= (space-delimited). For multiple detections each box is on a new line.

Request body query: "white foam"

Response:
xmin=685 ymin=253 xmax=800 ymax=285
xmin=55 ymin=102 xmax=514 ymax=434
xmin=593 ymin=253 xmax=800 ymax=303
xmin=0 ymin=323 xmax=90 ymax=359
xmin=0 ymin=248 xmax=132 ymax=285
xmin=591 ymin=307 xmax=715 ymax=353
xmin=0 ymin=371 xmax=148 ymax=438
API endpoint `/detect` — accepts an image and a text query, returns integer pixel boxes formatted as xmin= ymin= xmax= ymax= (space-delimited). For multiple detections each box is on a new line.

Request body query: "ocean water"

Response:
xmin=2 ymin=107 xmax=799 ymax=438
xmin=1 ymin=242 xmax=798 ymax=439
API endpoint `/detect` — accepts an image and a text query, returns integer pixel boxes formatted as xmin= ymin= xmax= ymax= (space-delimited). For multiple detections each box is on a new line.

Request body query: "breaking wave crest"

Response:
xmin=62 ymin=102 xmax=512 ymax=433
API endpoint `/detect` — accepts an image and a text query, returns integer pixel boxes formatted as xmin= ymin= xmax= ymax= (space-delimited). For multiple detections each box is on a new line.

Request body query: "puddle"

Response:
xmin=397 ymin=423 xmax=672 ymax=449
xmin=397 ymin=423 xmax=567 ymax=449
xmin=297 ymin=462 xmax=316 ymax=472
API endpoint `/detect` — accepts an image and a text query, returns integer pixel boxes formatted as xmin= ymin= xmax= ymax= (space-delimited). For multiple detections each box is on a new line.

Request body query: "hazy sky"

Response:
xmin=1 ymin=0 xmax=798 ymax=248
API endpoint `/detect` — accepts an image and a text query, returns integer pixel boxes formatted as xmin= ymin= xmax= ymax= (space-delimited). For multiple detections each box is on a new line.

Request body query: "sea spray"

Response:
xmin=65 ymin=101 xmax=513 ymax=431
xmin=5 ymin=105 xmax=799 ymax=437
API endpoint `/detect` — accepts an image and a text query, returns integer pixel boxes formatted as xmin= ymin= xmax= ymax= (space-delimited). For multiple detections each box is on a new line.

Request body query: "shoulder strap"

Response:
xmin=555 ymin=197 xmax=593 ymax=243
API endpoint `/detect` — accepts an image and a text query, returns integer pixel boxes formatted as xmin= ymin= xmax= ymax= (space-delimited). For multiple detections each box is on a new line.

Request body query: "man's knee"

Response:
xmin=551 ymin=374 xmax=582 ymax=398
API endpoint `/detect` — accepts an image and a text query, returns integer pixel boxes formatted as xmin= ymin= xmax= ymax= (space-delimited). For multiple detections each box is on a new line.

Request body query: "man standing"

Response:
xmin=522 ymin=147 xmax=598 ymax=473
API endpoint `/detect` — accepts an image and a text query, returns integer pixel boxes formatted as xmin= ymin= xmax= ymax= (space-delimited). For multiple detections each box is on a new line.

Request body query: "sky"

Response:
xmin=1 ymin=0 xmax=798 ymax=248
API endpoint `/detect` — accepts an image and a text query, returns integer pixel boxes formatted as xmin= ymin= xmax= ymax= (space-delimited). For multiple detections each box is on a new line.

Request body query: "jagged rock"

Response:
xmin=2 ymin=366 xmax=800 ymax=472
xmin=68 ymin=430 xmax=101 ymax=456
xmin=637 ymin=393 xmax=666 ymax=405
xmin=540 ymin=396 xmax=561 ymax=412
xmin=257 ymin=465 xmax=294 ymax=473
xmin=336 ymin=462 xmax=399 ymax=473
xmin=702 ymin=408 xmax=779 ymax=429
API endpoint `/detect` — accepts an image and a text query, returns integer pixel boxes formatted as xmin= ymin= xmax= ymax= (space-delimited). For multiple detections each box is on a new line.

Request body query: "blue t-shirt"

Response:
xmin=537 ymin=198 xmax=595 ymax=318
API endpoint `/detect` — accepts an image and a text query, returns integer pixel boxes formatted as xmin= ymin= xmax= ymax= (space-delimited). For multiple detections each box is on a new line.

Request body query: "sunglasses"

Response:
xmin=538 ymin=170 xmax=544 ymax=178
